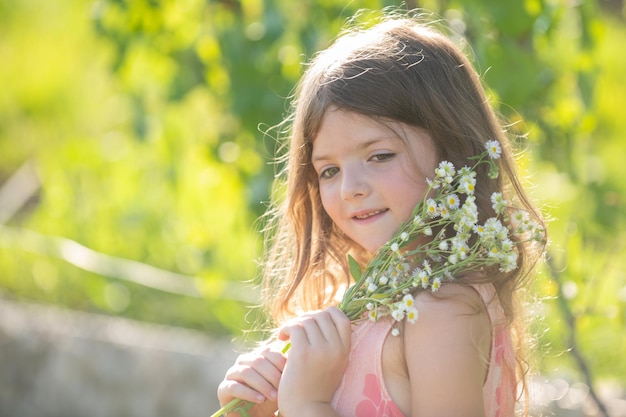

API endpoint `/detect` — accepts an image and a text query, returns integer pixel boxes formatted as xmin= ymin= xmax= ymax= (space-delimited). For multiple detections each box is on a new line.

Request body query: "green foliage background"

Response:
xmin=1 ymin=0 xmax=624 ymax=387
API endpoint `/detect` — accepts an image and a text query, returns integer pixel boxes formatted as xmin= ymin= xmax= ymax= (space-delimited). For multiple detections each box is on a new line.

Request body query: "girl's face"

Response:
xmin=312 ymin=108 xmax=437 ymax=253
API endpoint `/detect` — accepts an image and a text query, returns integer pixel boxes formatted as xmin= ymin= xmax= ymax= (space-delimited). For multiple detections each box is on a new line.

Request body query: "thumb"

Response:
xmin=277 ymin=324 xmax=291 ymax=342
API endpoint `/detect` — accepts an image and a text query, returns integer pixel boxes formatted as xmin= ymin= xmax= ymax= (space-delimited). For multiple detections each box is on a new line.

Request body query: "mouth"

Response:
xmin=352 ymin=208 xmax=389 ymax=220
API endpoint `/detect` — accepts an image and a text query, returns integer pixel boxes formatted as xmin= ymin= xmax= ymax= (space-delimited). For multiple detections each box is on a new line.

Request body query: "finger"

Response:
xmin=262 ymin=349 xmax=287 ymax=372
xmin=303 ymin=315 xmax=332 ymax=346
xmin=305 ymin=310 xmax=339 ymax=344
xmin=277 ymin=314 xmax=311 ymax=342
xmin=227 ymin=355 xmax=282 ymax=401
xmin=279 ymin=321 xmax=312 ymax=348
xmin=279 ymin=310 xmax=349 ymax=347
xmin=326 ymin=307 xmax=352 ymax=348
xmin=248 ymin=356 xmax=282 ymax=395
xmin=218 ymin=379 xmax=267 ymax=404
xmin=301 ymin=308 xmax=349 ymax=347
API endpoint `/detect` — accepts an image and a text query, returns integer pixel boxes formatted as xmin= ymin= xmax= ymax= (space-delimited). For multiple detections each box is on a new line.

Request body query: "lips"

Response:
xmin=352 ymin=208 xmax=388 ymax=220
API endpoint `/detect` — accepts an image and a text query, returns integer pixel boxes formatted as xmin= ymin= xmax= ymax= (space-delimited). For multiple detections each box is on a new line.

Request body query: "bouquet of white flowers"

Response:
xmin=211 ymin=141 xmax=544 ymax=417
xmin=339 ymin=140 xmax=544 ymax=333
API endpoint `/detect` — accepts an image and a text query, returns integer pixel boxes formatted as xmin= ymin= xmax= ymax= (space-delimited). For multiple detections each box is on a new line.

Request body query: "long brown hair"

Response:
xmin=261 ymin=12 xmax=545 ymax=408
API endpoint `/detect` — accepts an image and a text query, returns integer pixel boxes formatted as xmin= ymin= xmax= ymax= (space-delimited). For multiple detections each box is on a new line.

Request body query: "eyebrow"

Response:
xmin=311 ymin=137 xmax=393 ymax=163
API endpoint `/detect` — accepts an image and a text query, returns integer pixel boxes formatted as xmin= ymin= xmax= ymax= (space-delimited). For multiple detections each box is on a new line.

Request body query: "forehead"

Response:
xmin=310 ymin=108 xmax=438 ymax=176
xmin=311 ymin=110 xmax=390 ymax=157
xmin=312 ymin=108 xmax=433 ymax=155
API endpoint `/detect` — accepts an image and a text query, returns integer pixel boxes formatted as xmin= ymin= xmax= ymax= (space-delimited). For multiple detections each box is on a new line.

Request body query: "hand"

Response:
xmin=277 ymin=307 xmax=351 ymax=417
xmin=217 ymin=345 xmax=286 ymax=417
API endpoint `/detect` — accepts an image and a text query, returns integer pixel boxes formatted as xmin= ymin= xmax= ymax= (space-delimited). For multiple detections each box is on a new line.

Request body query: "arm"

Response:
xmin=276 ymin=307 xmax=352 ymax=417
xmin=404 ymin=284 xmax=492 ymax=417
xmin=217 ymin=344 xmax=286 ymax=417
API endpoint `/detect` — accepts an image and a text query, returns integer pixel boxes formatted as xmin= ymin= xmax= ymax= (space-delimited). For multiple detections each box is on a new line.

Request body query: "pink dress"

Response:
xmin=330 ymin=284 xmax=516 ymax=417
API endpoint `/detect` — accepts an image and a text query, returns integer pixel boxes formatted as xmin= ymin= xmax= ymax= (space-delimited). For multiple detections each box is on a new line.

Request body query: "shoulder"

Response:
xmin=405 ymin=283 xmax=491 ymax=357
xmin=415 ymin=281 xmax=487 ymax=310
xmin=402 ymin=283 xmax=492 ymax=416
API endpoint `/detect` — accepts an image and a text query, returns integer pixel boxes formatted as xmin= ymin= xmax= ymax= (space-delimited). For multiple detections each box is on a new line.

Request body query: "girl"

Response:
xmin=217 ymin=12 xmax=545 ymax=417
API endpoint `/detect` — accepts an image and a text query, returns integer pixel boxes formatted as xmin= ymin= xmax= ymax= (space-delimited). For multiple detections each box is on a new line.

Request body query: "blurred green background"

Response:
xmin=0 ymin=0 xmax=624 ymax=403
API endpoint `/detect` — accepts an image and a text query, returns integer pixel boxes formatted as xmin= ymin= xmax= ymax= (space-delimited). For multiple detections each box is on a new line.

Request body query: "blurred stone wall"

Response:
xmin=0 ymin=298 xmax=238 ymax=417
xmin=1 ymin=298 xmax=624 ymax=417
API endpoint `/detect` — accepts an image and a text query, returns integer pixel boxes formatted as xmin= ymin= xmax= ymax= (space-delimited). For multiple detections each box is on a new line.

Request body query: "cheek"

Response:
xmin=318 ymin=186 xmax=337 ymax=219
xmin=391 ymin=175 xmax=430 ymax=218
xmin=386 ymin=161 xmax=428 ymax=197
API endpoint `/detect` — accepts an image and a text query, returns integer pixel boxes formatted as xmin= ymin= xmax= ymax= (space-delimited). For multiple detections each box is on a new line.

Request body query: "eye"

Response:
xmin=370 ymin=152 xmax=395 ymax=162
xmin=320 ymin=166 xmax=339 ymax=179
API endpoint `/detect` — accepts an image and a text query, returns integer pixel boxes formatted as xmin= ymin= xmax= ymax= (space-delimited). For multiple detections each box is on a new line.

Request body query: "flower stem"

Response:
xmin=209 ymin=398 xmax=242 ymax=417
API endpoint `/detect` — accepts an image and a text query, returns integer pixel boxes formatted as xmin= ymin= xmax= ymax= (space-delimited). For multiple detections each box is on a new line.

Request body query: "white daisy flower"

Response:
xmin=486 ymin=140 xmax=502 ymax=159
xmin=500 ymin=238 xmax=514 ymax=252
xmin=488 ymin=246 xmax=500 ymax=258
xmin=458 ymin=166 xmax=474 ymax=177
xmin=491 ymin=192 xmax=507 ymax=214
xmin=452 ymin=238 xmax=470 ymax=260
xmin=459 ymin=176 xmax=476 ymax=194
xmin=500 ymin=252 xmax=518 ymax=272
xmin=368 ymin=309 xmax=378 ymax=322
xmin=422 ymin=260 xmax=432 ymax=274
xmin=431 ymin=277 xmax=442 ymax=292
xmin=391 ymin=307 xmax=405 ymax=322
xmin=426 ymin=199 xmax=439 ymax=218
xmin=473 ymin=223 xmax=486 ymax=236
xmin=446 ymin=193 xmax=460 ymax=209
xmin=495 ymin=226 xmax=509 ymax=241
xmin=402 ymin=294 xmax=415 ymax=309
xmin=406 ymin=307 xmax=419 ymax=324
xmin=462 ymin=199 xmax=478 ymax=220
xmin=511 ymin=210 xmax=529 ymax=227
xmin=439 ymin=204 xmax=450 ymax=218
xmin=435 ymin=161 xmax=456 ymax=178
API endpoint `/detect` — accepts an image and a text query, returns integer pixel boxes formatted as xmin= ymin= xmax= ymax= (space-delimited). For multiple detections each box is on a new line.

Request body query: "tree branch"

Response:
xmin=546 ymin=252 xmax=611 ymax=417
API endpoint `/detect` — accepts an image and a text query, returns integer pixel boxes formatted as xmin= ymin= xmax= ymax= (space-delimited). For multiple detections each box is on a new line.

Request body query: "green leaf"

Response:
xmin=343 ymin=298 xmax=369 ymax=319
xmin=348 ymin=254 xmax=361 ymax=281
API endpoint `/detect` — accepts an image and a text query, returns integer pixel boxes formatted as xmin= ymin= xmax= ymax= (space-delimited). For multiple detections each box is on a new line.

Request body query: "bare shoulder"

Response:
xmin=405 ymin=283 xmax=491 ymax=363
xmin=402 ymin=283 xmax=492 ymax=417
xmin=413 ymin=282 xmax=487 ymax=313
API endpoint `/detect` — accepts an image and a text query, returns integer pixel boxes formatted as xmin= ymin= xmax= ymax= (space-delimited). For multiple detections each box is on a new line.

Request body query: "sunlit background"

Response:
xmin=0 ymin=0 xmax=624 ymax=416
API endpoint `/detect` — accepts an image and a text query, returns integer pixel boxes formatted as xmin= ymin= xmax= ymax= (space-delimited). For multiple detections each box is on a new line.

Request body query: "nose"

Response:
xmin=340 ymin=166 xmax=370 ymax=200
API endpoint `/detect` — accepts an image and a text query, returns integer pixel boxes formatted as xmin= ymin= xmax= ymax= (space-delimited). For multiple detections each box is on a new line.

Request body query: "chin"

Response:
xmin=362 ymin=241 xmax=387 ymax=254
xmin=350 ymin=234 xmax=390 ymax=254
